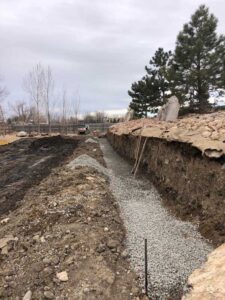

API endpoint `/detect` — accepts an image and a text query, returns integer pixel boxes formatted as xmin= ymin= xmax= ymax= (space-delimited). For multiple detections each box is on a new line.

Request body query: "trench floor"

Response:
xmin=100 ymin=139 xmax=212 ymax=300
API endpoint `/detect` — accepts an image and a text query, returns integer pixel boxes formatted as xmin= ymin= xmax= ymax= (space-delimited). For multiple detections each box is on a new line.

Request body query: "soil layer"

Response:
xmin=0 ymin=136 xmax=145 ymax=300
xmin=108 ymin=132 xmax=225 ymax=246
xmin=0 ymin=135 xmax=78 ymax=216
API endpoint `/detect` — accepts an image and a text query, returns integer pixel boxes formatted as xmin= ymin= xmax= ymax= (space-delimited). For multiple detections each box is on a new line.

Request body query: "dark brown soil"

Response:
xmin=108 ymin=132 xmax=225 ymax=247
xmin=0 ymin=135 xmax=78 ymax=216
xmin=0 ymin=136 xmax=147 ymax=300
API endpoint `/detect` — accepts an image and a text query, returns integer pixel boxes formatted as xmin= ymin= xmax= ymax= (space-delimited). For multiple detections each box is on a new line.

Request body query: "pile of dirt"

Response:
xmin=110 ymin=111 xmax=225 ymax=158
xmin=0 ymin=135 xmax=78 ymax=216
xmin=182 ymin=243 xmax=225 ymax=299
xmin=0 ymin=137 xmax=145 ymax=300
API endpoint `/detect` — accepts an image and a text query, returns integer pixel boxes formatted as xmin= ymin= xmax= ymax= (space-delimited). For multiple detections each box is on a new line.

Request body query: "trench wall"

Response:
xmin=107 ymin=132 xmax=225 ymax=246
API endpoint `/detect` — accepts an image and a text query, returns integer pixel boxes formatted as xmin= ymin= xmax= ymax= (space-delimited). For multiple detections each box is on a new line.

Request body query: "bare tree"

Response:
xmin=94 ymin=111 xmax=106 ymax=123
xmin=23 ymin=63 xmax=44 ymax=133
xmin=0 ymin=77 xmax=8 ymax=135
xmin=62 ymin=89 xmax=67 ymax=134
xmin=10 ymin=101 xmax=31 ymax=123
xmin=73 ymin=89 xmax=80 ymax=124
xmin=43 ymin=66 xmax=54 ymax=134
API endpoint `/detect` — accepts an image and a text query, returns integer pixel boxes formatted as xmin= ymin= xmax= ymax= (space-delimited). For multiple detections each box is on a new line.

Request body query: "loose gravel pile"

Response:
xmin=85 ymin=138 xmax=99 ymax=144
xmin=67 ymin=154 xmax=109 ymax=176
xmin=100 ymin=139 xmax=213 ymax=300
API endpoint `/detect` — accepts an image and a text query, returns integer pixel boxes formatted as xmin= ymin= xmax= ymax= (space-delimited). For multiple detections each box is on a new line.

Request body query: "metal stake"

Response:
xmin=144 ymin=238 xmax=148 ymax=296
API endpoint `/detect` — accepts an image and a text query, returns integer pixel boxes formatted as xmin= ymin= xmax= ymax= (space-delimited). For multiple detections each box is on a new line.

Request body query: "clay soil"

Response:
xmin=108 ymin=132 xmax=225 ymax=247
xmin=0 ymin=136 xmax=145 ymax=300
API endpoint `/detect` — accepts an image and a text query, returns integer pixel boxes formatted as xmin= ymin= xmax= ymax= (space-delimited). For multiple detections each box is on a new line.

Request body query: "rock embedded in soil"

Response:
xmin=23 ymin=290 xmax=32 ymax=300
xmin=56 ymin=271 xmax=68 ymax=282
xmin=44 ymin=290 xmax=55 ymax=299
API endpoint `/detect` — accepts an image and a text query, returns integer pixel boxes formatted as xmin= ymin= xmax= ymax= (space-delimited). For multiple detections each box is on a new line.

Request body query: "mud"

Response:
xmin=0 ymin=135 xmax=78 ymax=216
xmin=108 ymin=132 xmax=225 ymax=246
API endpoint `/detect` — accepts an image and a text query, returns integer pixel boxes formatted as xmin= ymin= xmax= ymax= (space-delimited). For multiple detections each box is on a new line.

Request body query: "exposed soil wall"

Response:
xmin=108 ymin=132 xmax=225 ymax=246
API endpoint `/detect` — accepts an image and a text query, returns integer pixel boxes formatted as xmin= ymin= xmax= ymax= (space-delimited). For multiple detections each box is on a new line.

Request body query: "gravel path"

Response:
xmin=100 ymin=139 xmax=212 ymax=300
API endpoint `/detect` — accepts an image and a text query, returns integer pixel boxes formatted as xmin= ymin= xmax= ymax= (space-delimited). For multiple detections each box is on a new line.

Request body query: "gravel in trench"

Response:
xmin=100 ymin=139 xmax=212 ymax=300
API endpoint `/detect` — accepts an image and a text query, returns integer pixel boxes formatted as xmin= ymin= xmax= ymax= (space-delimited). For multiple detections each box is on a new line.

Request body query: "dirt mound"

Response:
xmin=183 ymin=243 xmax=225 ymax=300
xmin=0 ymin=139 xmax=144 ymax=300
xmin=0 ymin=135 xmax=78 ymax=216
xmin=110 ymin=111 xmax=225 ymax=159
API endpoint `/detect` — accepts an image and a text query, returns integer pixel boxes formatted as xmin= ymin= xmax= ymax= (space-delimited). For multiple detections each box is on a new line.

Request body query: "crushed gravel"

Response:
xmin=85 ymin=138 xmax=99 ymax=144
xmin=100 ymin=139 xmax=213 ymax=300
xmin=67 ymin=154 xmax=109 ymax=176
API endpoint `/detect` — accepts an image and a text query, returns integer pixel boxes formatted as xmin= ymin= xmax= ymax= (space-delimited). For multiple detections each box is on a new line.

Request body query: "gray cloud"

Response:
xmin=0 ymin=0 xmax=225 ymax=114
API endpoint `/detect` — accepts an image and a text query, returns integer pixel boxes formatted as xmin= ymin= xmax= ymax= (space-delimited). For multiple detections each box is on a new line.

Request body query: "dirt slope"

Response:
xmin=0 ymin=137 xmax=145 ymax=300
xmin=0 ymin=135 xmax=78 ymax=216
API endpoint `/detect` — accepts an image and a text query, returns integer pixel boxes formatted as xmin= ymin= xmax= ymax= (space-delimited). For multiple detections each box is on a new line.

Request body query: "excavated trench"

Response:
xmin=100 ymin=138 xmax=212 ymax=300
xmin=107 ymin=132 xmax=225 ymax=247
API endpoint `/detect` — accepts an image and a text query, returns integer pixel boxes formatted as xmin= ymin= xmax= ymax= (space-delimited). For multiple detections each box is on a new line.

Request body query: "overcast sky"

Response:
xmin=0 ymin=0 xmax=225 ymax=115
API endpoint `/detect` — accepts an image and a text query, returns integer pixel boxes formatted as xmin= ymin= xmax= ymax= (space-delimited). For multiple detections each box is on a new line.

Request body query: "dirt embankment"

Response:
xmin=0 ymin=137 xmax=145 ymax=300
xmin=108 ymin=132 xmax=225 ymax=246
xmin=0 ymin=135 xmax=78 ymax=216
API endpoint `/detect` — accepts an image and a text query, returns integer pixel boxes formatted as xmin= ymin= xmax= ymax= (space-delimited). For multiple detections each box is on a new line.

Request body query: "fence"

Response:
xmin=0 ymin=123 xmax=13 ymax=135
xmin=10 ymin=123 xmax=112 ymax=134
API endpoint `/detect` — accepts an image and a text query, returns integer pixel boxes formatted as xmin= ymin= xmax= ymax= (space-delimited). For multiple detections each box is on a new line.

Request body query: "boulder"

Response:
xmin=17 ymin=131 xmax=27 ymax=137
xmin=158 ymin=96 xmax=180 ymax=122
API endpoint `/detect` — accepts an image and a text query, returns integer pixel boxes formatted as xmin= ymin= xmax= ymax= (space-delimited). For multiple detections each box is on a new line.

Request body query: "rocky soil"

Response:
xmin=0 ymin=137 xmax=145 ymax=300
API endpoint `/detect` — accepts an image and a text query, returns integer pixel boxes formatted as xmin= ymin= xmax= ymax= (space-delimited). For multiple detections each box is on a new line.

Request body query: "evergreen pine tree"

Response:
xmin=145 ymin=48 xmax=173 ymax=103
xmin=128 ymin=76 xmax=160 ymax=118
xmin=214 ymin=35 xmax=225 ymax=89
xmin=174 ymin=5 xmax=222 ymax=112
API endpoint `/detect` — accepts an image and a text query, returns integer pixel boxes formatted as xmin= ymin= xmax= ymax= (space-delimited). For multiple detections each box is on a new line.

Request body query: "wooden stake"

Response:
xmin=134 ymin=137 xmax=147 ymax=177
xmin=131 ymin=134 xmax=142 ymax=174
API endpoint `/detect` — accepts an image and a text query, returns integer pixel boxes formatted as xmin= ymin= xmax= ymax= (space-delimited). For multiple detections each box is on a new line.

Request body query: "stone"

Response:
xmin=202 ymin=131 xmax=211 ymax=138
xmin=40 ymin=236 xmax=46 ymax=243
xmin=43 ymin=258 xmax=51 ymax=265
xmin=33 ymin=235 xmax=40 ymax=242
xmin=43 ymin=267 xmax=54 ymax=276
xmin=44 ymin=291 xmax=54 ymax=299
xmin=107 ymin=239 xmax=119 ymax=249
xmin=0 ymin=235 xmax=17 ymax=255
xmin=83 ymin=287 xmax=90 ymax=294
xmin=165 ymin=96 xmax=180 ymax=122
xmin=211 ymin=131 xmax=220 ymax=140
xmin=0 ymin=218 xmax=10 ymax=225
xmin=104 ymin=227 xmax=109 ymax=232
xmin=17 ymin=131 xmax=27 ymax=137
xmin=97 ymin=244 xmax=106 ymax=253
xmin=56 ymin=271 xmax=68 ymax=282
xmin=158 ymin=96 xmax=180 ymax=122
xmin=23 ymin=290 xmax=32 ymax=300
xmin=121 ymin=249 xmax=129 ymax=258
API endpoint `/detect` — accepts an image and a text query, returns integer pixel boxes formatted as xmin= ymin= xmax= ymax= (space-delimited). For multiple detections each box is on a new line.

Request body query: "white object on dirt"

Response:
xmin=85 ymin=138 xmax=98 ymax=144
xmin=0 ymin=217 xmax=10 ymax=225
xmin=17 ymin=131 xmax=27 ymax=137
xmin=23 ymin=290 xmax=32 ymax=300
xmin=158 ymin=96 xmax=180 ymax=122
xmin=56 ymin=271 xmax=68 ymax=282
xmin=0 ymin=235 xmax=18 ymax=254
